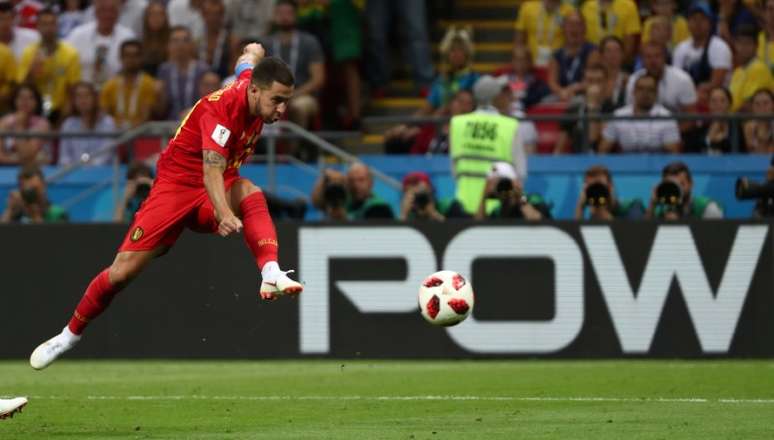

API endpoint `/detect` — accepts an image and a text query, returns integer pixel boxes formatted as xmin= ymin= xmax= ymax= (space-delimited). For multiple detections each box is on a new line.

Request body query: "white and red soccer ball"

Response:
xmin=418 ymin=270 xmax=474 ymax=326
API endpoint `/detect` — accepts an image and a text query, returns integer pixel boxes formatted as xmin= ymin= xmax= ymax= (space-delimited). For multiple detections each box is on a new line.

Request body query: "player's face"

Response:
xmin=252 ymin=81 xmax=293 ymax=122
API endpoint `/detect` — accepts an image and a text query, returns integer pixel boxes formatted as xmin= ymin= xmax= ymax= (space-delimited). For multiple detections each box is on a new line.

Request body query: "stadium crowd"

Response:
xmin=0 ymin=0 xmax=770 ymax=223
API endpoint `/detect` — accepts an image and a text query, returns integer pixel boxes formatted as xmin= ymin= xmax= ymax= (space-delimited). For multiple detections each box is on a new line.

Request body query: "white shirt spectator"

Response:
xmin=66 ymin=21 xmax=135 ymax=85
xmin=602 ymin=104 xmax=681 ymax=152
xmin=84 ymin=0 xmax=148 ymax=37
xmin=626 ymin=66 xmax=697 ymax=111
xmin=672 ymin=36 xmax=732 ymax=77
xmin=58 ymin=114 xmax=117 ymax=166
xmin=8 ymin=26 xmax=39 ymax=59
xmin=167 ymin=0 xmax=204 ymax=44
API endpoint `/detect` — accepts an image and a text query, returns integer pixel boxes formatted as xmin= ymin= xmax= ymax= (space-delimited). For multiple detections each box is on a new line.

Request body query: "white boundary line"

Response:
xmin=10 ymin=395 xmax=774 ymax=404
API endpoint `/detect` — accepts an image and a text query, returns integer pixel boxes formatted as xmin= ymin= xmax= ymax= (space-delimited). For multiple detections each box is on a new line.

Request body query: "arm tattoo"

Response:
xmin=203 ymin=150 xmax=226 ymax=171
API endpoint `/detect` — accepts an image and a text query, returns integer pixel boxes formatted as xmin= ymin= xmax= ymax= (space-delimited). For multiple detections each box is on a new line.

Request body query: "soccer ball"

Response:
xmin=418 ymin=270 xmax=474 ymax=326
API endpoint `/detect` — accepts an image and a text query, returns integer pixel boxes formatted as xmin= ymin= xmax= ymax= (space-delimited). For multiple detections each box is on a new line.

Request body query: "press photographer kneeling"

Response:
xmin=575 ymin=165 xmax=644 ymax=220
xmin=736 ymin=157 xmax=774 ymax=218
xmin=476 ymin=162 xmax=549 ymax=221
xmin=647 ymin=162 xmax=724 ymax=220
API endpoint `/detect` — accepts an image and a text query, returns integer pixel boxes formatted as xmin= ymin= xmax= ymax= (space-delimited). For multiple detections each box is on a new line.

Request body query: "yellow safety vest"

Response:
xmin=450 ymin=111 xmax=518 ymax=214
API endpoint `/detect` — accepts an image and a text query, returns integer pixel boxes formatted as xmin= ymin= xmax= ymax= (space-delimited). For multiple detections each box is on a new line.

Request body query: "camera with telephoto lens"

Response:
xmin=322 ymin=182 xmax=347 ymax=209
xmin=736 ymin=177 xmax=774 ymax=217
xmin=412 ymin=190 xmax=431 ymax=210
xmin=585 ymin=182 xmax=611 ymax=207
xmin=20 ymin=187 xmax=39 ymax=204
xmin=655 ymin=180 xmax=683 ymax=213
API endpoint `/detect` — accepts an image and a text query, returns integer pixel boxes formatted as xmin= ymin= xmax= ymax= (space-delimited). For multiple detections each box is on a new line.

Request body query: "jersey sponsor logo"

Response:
xmin=212 ymin=124 xmax=231 ymax=147
xmin=130 ymin=227 xmax=144 ymax=242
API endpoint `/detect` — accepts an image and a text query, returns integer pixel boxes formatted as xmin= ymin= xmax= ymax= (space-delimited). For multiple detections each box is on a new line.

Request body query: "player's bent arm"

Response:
xmin=202 ymin=151 xmax=233 ymax=220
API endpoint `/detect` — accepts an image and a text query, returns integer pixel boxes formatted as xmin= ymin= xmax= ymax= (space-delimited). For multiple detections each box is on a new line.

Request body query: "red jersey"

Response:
xmin=157 ymin=69 xmax=263 ymax=187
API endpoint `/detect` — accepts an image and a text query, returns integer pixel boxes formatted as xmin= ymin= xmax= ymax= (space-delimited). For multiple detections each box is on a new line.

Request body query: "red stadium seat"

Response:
xmin=527 ymin=102 xmax=568 ymax=154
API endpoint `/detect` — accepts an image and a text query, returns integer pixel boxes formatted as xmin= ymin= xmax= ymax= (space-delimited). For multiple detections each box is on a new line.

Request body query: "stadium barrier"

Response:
xmin=2 ymin=220 xmax=771 ymax=359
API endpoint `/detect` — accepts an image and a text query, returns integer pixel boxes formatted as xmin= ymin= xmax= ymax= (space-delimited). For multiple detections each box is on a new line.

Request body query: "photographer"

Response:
xmin=114 ymin=161 xmax=154 ymax=223
xmin=311 ymin=168 xmax=349 ymax=221
xmin=736 ymin=157 xmax=774 ymax=218
xmin=647 ymin=161 xmax=723 ymax=220
xmin=476 ymin=162 xmax=549 ymax=221
xmin=575 ymin=165 xmax=645 ymax=220
xmin=400 ymin=172 xmax=468 ymax=221
xmin=1 ymin=164 xmax=68 ymax=223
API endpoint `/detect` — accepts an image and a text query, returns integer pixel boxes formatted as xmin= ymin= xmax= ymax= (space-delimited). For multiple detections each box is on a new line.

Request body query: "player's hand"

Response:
xmin=217 ymin=213 xmax=243 ymax=237
xmin=241 ymin=43 xmax=265 ymax=64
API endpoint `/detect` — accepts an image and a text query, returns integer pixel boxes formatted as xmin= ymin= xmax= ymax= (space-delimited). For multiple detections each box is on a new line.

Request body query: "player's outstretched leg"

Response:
xmin=0 ymin=397 xmax=27 ymax=419
xmin=30 ymin=249 xmax=161 ymax=370
xmin=230 ymin=179 xmax=303 ymax=299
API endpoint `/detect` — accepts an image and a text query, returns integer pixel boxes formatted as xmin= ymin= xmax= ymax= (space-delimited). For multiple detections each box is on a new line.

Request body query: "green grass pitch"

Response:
xmin=1 ymin=360 xmax=773 ymax=439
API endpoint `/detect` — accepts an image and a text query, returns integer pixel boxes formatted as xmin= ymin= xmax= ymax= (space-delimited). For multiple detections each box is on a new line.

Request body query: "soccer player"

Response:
xmin=29 ymin=43 xmax=303 ymax=370
xmin=0 ymin=397 xmax=27 ymax=419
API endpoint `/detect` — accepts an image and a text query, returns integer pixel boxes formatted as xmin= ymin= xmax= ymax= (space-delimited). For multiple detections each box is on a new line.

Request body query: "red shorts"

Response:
xmin=119 ymin=177 xmax=239 ymax=252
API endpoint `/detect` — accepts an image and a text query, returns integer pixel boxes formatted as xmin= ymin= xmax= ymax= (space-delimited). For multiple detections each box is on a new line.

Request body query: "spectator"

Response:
xmin=15 ymin=0 xmax=43 ymax=30
xmin=100 ymin=40 xmax=161 ymax=128
xmin=449 ymin=75 xmax=528 ymax=214
xmin=694 ymin=86 xmax=734 ymax=153
xmin=167 ymin=0 xmax=204 ymax=44
xmin=627 ymin=42 xmax=697 ymax=114
xmin=346 ymin=162 xmax=394 ymax=219
xmin=0 ymin=2 xmax=39 ymax=60
xmin=672 ymin=2 xmax=732 ymax=102
xmin=327 ymin=0 xmax=364 ymax=129
xmin=423 ymin=27 xmax=478 ymax=116
xmin=599 ymin=36 xmax=630 ymax=110
xmin=265 ymin=0 xmax=325 ymax=131
xmin=310 ymin=168 xmax=349 ymax=221
xmin=601 ymin=74 xmax=681 ymax=153
xmin=476 ymin=162 xmax=549 ymax=221
xmin=742 ymin=88 xmax=774 ymax=153
xmin=581 ymin=0 xmax=641 ymax=64
xmin=224 ymin=0 xmax=274 ymax=42
xmin=759 ymin=0 xmax=774 ymax=73
xmin=198 ymin=70 xmax=221 ymax=97
xmin=157 ymin=26 xmax=208 ymax=120
xmin=0 ymin=40 xmax=16 ymax=115
xmin=729 ymin=25 xmax=774 ymax=111
xmin=0 ymin=164 xmax=67 ymax=223
xmin=58 ymin=0 xmax=88 ymax=38
xmin=59 ymin=82 xmax=116 ymax=166
xmin=547 ymin=11 xmax=600 ymax=102
xmin=0 ymin=84 xmax=51 ymax=165
xmin=66 ymin=0 xmax=135 ymax=87
xmin=199 ymin=0 xmax=234 ymax=79
xmin=140 ymin=0 xmax=170 ymax=76
xmin=513 ymin=0 xmax=574 ymax=68
xmin=365 ymin=0 xmax=434 ymax=95
xmin=556 ymin=64 xmax=617 ymax=153
xmin=17 ymin=8 xmax=80 ymax=123
xmin=575 ymin=165 xmax=645 ymax=220
xmin=632 ymin=16 xmax=674 ymax=72
xmin=717 ymin=0 xmax=758 ymax=44
xmin=642 ymin=0 xmax=689 ymax=48
xmin=400 ymin=171 xmax=469 ymax=221
xmin=497 ymin=46 xmax=550 ymax=111
xmin=84 ymin=0 xmax=148 ymax=37
xmin=647 ymin=161 xmax=723 ymax=219
xmin=114 ymin=160 xmax=153 ymax=222
xmin=385 ymin=89 xmax=475 ymax=155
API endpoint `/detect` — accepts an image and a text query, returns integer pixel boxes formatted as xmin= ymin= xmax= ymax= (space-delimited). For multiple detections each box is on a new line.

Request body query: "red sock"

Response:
xmin=67 ymin=268 xmax=119 ymax=335
xmin=240 ymin=191 xmax=278 ymax=269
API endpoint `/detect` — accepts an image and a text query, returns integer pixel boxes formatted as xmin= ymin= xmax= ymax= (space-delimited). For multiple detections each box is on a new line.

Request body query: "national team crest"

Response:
xmin=130 ymin=227 xmax=144 ymax=242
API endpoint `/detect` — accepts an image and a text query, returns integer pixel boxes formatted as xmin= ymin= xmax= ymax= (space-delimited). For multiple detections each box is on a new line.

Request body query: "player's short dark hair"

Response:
xmin=18 ymin=164 xmax=44 ymax=182
xmin=120 ymin=39 xmax=142 ymax=55
xmin=251 ymin=56 xmax=295 ymax=89
xmin=662 ymin=161 xmax=692 ymax=181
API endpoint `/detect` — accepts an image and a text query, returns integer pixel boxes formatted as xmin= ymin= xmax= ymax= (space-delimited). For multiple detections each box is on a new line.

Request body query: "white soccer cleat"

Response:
xmin=30 ymin=328 xmax=80 ymax=370
xmin=0 ymin=397 xmax=27 ymax=420
xmin=260 ymin=269 xmax=303 ymax=300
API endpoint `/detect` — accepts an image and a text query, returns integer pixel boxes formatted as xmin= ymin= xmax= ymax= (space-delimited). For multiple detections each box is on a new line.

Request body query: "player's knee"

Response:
xmin=233 ymin=179 xmax=261 ymax=201
xmin=108 ymin=256 xmax=145 ymax=286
